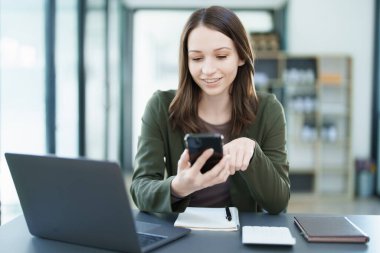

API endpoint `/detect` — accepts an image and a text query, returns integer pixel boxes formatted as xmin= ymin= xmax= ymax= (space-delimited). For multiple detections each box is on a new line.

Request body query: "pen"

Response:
xmin=225 ymin=207 xmax=232 ymax=221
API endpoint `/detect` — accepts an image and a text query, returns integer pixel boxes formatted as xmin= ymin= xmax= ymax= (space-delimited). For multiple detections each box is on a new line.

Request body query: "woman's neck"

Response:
xmin=198 ymin=94 xmax=232 ymax=125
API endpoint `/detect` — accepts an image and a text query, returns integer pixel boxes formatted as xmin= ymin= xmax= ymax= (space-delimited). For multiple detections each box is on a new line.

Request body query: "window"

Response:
xmin=0 ymin=0 xmax=45 ymax=222
xmin=56 ymin=0 xmax=78 ymax=156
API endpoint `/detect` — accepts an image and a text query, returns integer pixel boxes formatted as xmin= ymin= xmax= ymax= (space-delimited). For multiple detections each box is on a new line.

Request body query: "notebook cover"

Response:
xmin=294 ymin=216 xmax=370 ymax=243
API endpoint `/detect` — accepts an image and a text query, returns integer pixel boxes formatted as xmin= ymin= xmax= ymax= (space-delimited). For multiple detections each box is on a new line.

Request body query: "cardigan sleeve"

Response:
xmin=240 ymin=95 xmax=290 ymax=214
xmin=130 ymin=92 xmax=174 ymax=212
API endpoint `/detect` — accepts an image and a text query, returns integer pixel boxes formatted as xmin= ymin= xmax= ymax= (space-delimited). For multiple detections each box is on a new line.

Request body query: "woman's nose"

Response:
xmin=201 ymin=58 xmax=217 ymax=75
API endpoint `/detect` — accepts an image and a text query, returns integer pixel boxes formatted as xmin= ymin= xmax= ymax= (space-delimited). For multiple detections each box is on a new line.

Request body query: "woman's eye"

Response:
xmin=191 ymin=57 xmax=202 ymax=62
xmin=217 ymin=55 xmax=227 ymax=59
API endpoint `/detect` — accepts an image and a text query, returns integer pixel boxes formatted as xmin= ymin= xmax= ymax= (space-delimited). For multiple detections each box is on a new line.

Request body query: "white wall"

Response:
xmin=287 ymin=0 xmax=375 ymax=159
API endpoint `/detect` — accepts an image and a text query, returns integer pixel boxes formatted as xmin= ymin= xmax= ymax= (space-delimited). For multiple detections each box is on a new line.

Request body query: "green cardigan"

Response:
xmin=130 ymin=90 xmax=290 ymax=214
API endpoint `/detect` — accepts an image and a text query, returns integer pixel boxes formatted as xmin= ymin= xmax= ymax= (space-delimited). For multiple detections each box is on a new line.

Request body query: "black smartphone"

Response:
xmin=184 ymin=133 xmax=224 ymax=174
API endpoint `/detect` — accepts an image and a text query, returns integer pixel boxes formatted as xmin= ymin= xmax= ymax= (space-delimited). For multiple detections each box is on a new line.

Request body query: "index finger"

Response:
xmin=178 ymin=149 xmax=191 ymax=169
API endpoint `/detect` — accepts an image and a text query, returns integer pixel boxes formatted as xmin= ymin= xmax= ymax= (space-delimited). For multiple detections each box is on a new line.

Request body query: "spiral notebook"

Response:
xmin=174 ymin=207 xmax=240 ymax=231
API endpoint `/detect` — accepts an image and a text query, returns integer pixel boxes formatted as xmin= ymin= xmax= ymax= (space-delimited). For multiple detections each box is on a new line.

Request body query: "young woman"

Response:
xmin=130 ymin=6 xmax=290 ymax=214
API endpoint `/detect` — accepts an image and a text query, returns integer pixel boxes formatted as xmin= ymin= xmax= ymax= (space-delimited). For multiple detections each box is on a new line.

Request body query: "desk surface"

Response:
xmin=0 ymin=211 xmax=379 ymax=253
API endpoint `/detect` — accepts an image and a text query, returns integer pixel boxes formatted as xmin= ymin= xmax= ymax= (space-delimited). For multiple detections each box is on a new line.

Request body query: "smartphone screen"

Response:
xmin=184 ymin=133 xmax=224 ymax=174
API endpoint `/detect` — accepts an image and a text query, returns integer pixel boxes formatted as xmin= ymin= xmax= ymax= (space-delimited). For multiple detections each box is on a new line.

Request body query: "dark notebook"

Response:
xmin=294 ymin=216 xmax=370 ymax=243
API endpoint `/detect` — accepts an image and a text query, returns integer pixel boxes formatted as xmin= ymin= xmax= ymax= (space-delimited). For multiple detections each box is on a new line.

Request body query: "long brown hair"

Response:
xmin=169 ymin=6 xmax=258 ymax=137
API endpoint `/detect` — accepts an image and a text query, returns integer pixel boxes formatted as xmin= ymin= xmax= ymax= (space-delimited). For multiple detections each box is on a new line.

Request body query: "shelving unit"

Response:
xmin=315 ymin=56 xmax=353 ymax=197
xmin=254 ymin=53 xmax=353 ymax=198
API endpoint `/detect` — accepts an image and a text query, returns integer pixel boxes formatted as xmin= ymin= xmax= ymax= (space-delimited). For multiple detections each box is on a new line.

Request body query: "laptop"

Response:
xmin=5 ymin=153 xmax=190 ymax=253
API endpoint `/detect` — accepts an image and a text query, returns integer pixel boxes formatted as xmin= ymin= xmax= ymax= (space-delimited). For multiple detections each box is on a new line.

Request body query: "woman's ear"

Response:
xmin=238 ymin=59 xmax=245 ymax=66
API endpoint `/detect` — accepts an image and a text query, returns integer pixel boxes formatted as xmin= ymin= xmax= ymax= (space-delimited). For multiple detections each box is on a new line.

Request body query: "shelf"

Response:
xmin=254 ymin=53 xmax=352 ymax=197
xmin=319 ymin=111 xmax=349 ymax=117
xmin=255 ymin=79 xmax=285 ymax=89
xmin=320 ymin=140 xmax=349 ymax=147
xmin=317 ymin=80 xmax=351 ymax=86
xmin=319 ymin=167 xmax=350 ymax=173
xmin=287 ymin=137 xmax=318 ymax=145
xmin=285 ymin=82 xmax=316 ymax=87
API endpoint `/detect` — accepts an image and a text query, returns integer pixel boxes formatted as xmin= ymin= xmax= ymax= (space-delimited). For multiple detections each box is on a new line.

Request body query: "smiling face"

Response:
xmin=187 ymin=25 xmax=244 ymax=99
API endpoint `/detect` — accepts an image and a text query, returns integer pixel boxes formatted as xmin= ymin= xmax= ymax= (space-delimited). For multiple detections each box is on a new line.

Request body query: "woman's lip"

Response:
xmin=202 ymin=77 xmax=222 ymax=84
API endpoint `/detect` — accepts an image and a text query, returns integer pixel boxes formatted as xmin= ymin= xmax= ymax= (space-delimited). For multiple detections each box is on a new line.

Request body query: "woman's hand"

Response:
xmin=171 ymin=149 xmax=230 ymax=198
xmin=223 ymin=137 xmax=255 ymax=174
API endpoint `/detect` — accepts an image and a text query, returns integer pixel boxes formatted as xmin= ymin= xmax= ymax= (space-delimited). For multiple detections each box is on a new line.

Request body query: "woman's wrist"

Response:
xmin=170 ymin=176 xmax=188 ymax=198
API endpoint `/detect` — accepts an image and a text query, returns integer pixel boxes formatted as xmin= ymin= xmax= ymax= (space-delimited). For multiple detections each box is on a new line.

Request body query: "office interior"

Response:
xmin=0 ymin=0 xmax=379 ymax=224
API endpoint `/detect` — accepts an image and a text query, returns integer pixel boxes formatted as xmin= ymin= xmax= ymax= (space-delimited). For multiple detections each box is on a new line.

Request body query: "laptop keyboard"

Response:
xmin=138 ymin=233 xmax=166 ymax=246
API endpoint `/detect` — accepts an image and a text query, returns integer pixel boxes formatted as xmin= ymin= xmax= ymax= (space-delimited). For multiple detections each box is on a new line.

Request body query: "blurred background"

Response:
xmin=0 ymin=0 xmax=379 ymax=224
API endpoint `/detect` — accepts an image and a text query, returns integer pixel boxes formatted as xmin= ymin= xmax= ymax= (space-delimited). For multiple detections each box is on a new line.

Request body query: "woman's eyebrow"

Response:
xmin=214 ymin=47 xmax=232 ymax=51
xmin=188 ymin=47 xmax=232 ymax=53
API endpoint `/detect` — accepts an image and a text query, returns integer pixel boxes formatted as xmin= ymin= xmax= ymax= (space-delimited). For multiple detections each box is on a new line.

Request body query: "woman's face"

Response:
xmin=187 ymin=25 xmax=244 ymax=98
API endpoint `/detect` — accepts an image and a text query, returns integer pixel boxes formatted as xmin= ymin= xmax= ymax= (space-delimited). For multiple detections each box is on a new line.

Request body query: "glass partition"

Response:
xmin=56 ymin=0 xmax=78 ymax=156
xmin=0 ymin=0 xmax=45 ymax=223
